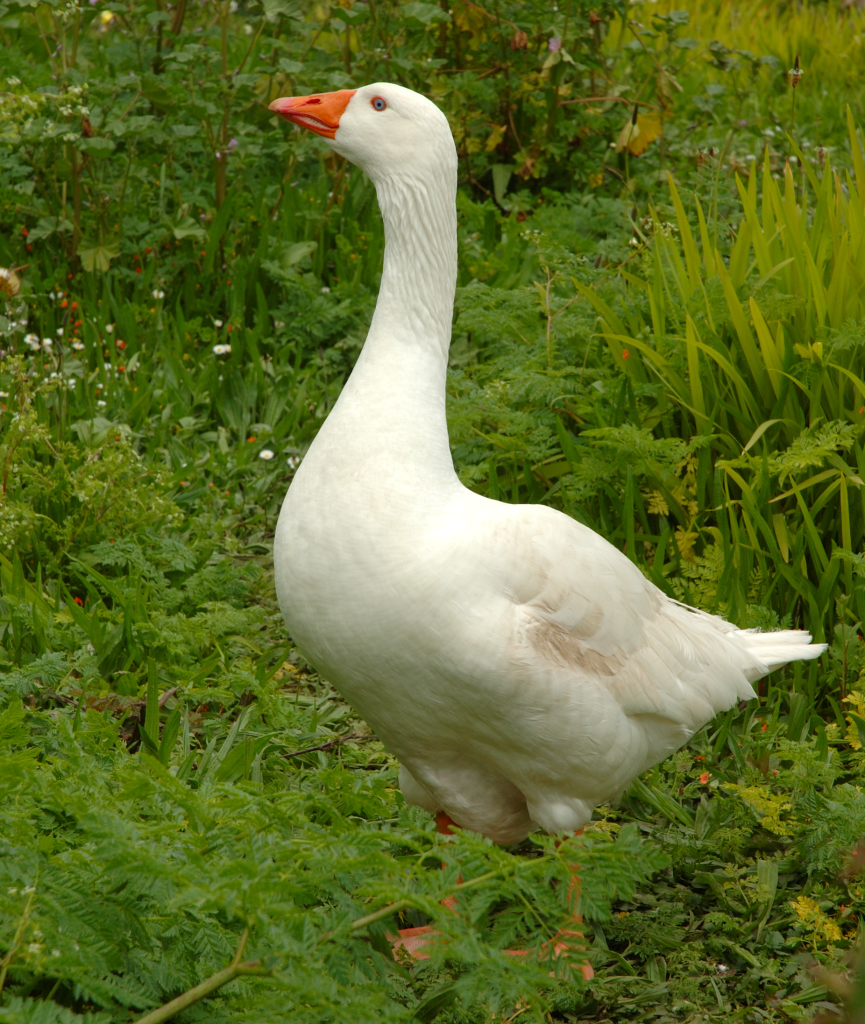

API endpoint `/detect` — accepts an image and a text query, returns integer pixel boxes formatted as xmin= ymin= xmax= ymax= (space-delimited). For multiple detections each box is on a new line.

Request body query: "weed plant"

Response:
xmin=2 ymin=0 xmax=865 ymax=1021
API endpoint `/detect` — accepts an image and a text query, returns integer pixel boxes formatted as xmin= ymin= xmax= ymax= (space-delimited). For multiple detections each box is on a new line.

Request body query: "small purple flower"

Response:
xmin=227 ymin=138 xmax=238 ymax=150
xmin=548 ymin=37 xmax=562 ymax=52
xmin=739 ymin=119 xmax=747 ymax=127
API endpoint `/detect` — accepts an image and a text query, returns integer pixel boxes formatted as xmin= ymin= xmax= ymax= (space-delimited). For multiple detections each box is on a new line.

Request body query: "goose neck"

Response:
xmin=369 ymin=171 xmax=457 ymax=363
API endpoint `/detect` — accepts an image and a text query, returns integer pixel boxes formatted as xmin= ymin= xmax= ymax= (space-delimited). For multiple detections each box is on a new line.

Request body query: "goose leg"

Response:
xmin=547 ymin=830 xmax=594 ymax=979
xmin=389 ymin=811 xmax=461 ymax=960
xmin=502 ymin=830 xmax=593 ymax=980
xmin=391 ymin=819 xmax=593 ymax=979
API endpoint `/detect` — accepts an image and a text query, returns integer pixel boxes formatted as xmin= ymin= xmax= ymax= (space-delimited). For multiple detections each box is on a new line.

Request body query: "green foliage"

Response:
xmin=4 ymin=0 xmax=865 ymax=1019
xmin=0 ymin=561 xmax=665 ymax=1022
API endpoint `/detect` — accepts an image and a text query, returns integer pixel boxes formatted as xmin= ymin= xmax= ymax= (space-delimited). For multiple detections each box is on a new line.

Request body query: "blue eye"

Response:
xmin=371 ymin=97 xmax=387 ymax=111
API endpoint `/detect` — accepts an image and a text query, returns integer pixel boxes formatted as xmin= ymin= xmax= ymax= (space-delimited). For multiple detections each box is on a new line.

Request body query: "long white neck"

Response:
xmin=367 ymin=167 xmax=458 ymax=364
xmin=314 ymin=160 xmax=460 ymax=488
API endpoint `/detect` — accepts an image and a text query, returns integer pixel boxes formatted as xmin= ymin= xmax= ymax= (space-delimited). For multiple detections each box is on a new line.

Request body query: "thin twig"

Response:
xmin=281 ymin=732 xmax=371 ymax=760
xmin=117 ymin=89 xmax=143 ymax=123
xmin=559 ymin=95 xmax=655 ymax=109
xmin=157 ymin=686 xmax=180 ymax=708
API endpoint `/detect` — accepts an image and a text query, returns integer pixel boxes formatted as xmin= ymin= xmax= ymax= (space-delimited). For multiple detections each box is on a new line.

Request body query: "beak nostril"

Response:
xmin=270 ymin=89 xmax=356 ymax=138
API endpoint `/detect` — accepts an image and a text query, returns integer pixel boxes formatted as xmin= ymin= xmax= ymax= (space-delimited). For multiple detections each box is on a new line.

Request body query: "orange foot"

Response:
xmin=389 ymin=811 xmax=460 ymax=959
xmin=391 ymin=925 xmax=436 ymax=960
xmin=391 ymin=925 xmax=593 ymax=976
xmin=390 ymin=817 xmax=593 ymax=980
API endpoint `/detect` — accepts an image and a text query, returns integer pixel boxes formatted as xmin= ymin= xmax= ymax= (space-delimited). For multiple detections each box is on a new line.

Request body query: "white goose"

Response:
xmin=270 ymin=83 xmax=825 ymax=845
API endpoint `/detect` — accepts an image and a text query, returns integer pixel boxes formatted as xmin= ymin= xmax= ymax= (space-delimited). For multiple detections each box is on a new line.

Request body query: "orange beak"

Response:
xmin=269 ymin=90 xmax=357 ymax=139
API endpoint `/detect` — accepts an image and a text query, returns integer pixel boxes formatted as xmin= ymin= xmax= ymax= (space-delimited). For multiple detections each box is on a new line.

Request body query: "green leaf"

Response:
xmin=28 ymin=215 xmax=73 ymax=241
xmin=491 ymin=164 xmax=512 ymax=206
xmin=413 ymin=984 xmax=459 ymax=1022
xmin=78 ymin=241 xmax=119 ymax=272
xmin=172 ymin=217 xmax=206 ymax=241
xmin=80 ymin=137 xmax=116 ymax=156
xmin=848 ymin=713 xmax=865 ymax=748
xmin=261 ymin=0 xmax=300 ymax=23
xmin=401 ymin=1 xmax=450 ymax=26
xmin=158 ymin=707 xmax=182 ymax=766
xmin=284 ymin=240 xmax=317 ymax=266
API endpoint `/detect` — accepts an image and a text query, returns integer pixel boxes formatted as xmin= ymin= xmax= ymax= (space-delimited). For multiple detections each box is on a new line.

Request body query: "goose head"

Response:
xmin=269 ymin=82 xmax=456 ymax=185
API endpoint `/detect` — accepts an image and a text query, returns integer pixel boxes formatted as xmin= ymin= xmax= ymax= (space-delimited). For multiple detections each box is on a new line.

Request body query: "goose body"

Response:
xmin=271 ymin=83 xmax=825 ymax=844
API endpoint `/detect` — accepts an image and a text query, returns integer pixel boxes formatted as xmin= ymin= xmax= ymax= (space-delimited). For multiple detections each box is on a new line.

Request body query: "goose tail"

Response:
xmin=738 ymin=628 xmax=827 ymax=678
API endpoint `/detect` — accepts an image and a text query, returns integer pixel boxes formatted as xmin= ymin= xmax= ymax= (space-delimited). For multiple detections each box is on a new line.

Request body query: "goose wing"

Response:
xmin=486 ymin=501 xmax=762 ymax=733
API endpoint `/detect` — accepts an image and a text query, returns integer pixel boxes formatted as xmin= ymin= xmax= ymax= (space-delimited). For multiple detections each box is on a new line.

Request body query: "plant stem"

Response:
xmin=348 ymin=868 xmax=506 ymax=932
xmin=0 ymin=888 xmax=36 ymax=997
xmin=132 ymin=929 xmax=269 ymax=1024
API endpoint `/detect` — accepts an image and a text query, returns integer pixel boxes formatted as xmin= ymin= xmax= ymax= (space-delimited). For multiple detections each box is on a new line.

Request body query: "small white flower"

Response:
xmin=105 ymin=323 xmax=114 ymax=333
xmin=41 ymin=337 xmax=53 ymax=348
xmin=97 ymin=399 xmax=107 ymax=407
xmin=287 ymin=455 xmax=300 ymax=469
xmin=259 ymin=449 xmax=275 ymax=460
xmin=27 ymin=943 xmax=42 ymax=955
xmin=274 ymin=320 xmax=285 ymax=328
xmin=6 ymin=76 xmax=21 ymax=86
xmin=0 ymin=391 xmax=8 ymax=398
xmin=213 ymin=343 xmax=231 ymax=355
xmin=7 ymin=887 xmax=18 ymax=895
xmin=72 ymin=340 xmax=85 ymax=351
xmin=214 ymin=319 xmax=223 ymax=328
xmin=243 ymin=22 xmax=253 ymax=33
xmin=51 ymin=949 xmax=61 ymax=957
xmin=320 ymin=286 xmax=330 ymax=294
xmin=24 ymin=333 xmax=40 ymax=349
xmin=152 ymin=289 xmax=165 ymax=300
xmin=55 ymin=328 xmax=63 ymax=336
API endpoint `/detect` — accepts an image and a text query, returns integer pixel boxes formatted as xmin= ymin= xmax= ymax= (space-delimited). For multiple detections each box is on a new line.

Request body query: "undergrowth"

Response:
xmin=3 ymin=0 xmax=865 ymax=1021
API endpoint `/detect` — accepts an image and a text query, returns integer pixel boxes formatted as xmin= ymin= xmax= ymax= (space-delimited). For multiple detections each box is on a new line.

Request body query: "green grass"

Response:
xmin=3 ymin=0 xmax=865 ymax=1020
